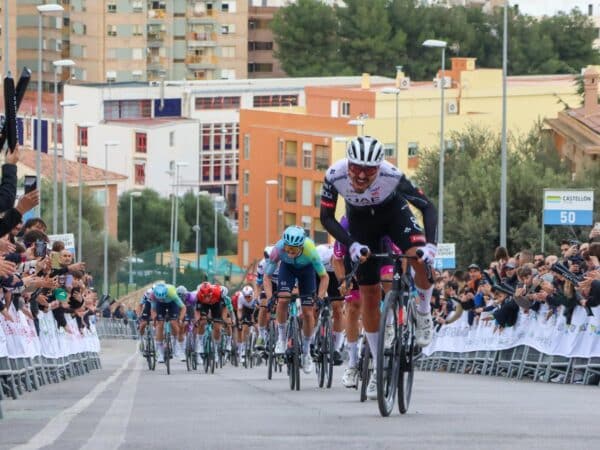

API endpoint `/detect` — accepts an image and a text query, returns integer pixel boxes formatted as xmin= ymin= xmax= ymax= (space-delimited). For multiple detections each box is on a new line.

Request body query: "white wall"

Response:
xmin=512 ymin=1 xmax=600 ymax=16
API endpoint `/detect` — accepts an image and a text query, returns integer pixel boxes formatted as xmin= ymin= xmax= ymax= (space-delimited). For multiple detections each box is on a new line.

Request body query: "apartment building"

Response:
xmin=237 ymin=59 xmax=583 ymax=265
xmin=0 ymin=0 xmax=18 ymax=73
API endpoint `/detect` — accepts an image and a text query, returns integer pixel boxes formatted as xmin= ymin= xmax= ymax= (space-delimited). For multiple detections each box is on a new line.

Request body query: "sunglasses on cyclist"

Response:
xmin=348 ymin=162 xmax=379 ymax=176
xmin=283 ymin=245 xmax=302 ymax=255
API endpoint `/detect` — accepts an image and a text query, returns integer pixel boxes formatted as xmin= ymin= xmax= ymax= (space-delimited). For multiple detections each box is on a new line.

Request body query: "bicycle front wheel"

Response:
xmin=377 ymin=291 xmax=400 ymax=417
xmin=203 ymin=339 xmax=211 ymax=373
xmin=360 ymin=339 xmax=371 ymax=402
xmin=324 ymin=319 xmax=334 ymax=389
xmin=315 ymin=321 xmax=325 ymax=388
xmin=267 ymin=322 xmax=276 ymax=380
xmin=398 ymin=302 xmax=416 ymax=414
xmin=165 ymin=333 xmax=171 ymax=376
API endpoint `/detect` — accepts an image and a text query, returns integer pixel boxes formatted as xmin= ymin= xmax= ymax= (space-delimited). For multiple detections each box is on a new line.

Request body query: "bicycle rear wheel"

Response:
xmin=360 ymin=339 xmax=371 ymax=402
xmin=165 ymin=333 xmax=172 ymax=376
xmin=267 ymin=322 xmax=276 ymax=380
xmin=324 ymin=319 xmax=334 ymax=389
xmin=315 ymin=320 xmax=325 ymax=388
xmin=377 ymin=291 xmax=400 ymax=417
xmin=398 ymin=301 xmax=415 ymax=414
xmin=203 ymin=338 xmax=211 ymax=373
xmin=185 ymin=335 xmax=192 ymax=372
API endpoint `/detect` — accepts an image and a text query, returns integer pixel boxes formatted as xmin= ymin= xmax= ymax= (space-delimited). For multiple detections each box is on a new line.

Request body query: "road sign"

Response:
xmin=434 ymin=243 xmax=455 ymax=270
xmin=543 ymin=189 xmax=594 ymax=226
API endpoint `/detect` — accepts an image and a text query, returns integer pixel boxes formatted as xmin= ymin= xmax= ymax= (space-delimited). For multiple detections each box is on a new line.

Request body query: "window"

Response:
xmin=107 ymin=24 xmax=117 ymax=37
xmin=341 ymin=101 xmax=350 ymax=117
xmin=221 ymin=25 xmax=230 ymax=34
xmin=57 ymin=123 xmax=62 ymax=145
xmin=248 ymin=41 xmax=273 ymax=51
xmin=107 ymin=3 xmax=116 ymax=13
xmin=169 ymin=131 xmax=175 ymax=147
xmin=301 ymin=216 xmax=312 ymax=239
xmin=301 ymin=180 xmax=312 ymax=207
xmin=589 ymin=4 xmax=593 ymax=16
xmin=243 ymin=205 xmax=249 ymax=230
xmin=253 ymin=95 xmax=298 ymax=108
xmin=408 ymin=142 xmax=419 ymax=158
xmin=195 ymin=96 xmax=241 ymax=110
xmin=77 ymin=156 xmax=88 ymax=165
xmin=313 ymin=220 xmax=328 ymax=244
xmin=132 ymin=24 xmax=143 ymax=36
xmin=284 ymin=177 xmax=297 ymax=203
xmin=384 ymin=144 xmax=396 ymax=158
xmin=104 ymin=100 xmax=151 ymax=120
xmin=284 ymin=212 xmax=296 ymax=228
xmin=135 ymin=132 xmax=147 ymax=153
xmin=135 ymin=162 xmax=145 ymax=185
xmin=221 ymin=3 xmax=229 ymax=12
xmin=302 ymin=142 xmax=313 ymax=169
xmin=243 ymin=134 xmax=250 ymax=159
xmin=77 ymin=126 xmax=88 ymax=146
xmin=315 ymin=145 xmax=329 ymax=171
xmin=221 ymin=46 xmax=235 ymax=58
xmin=132 ymin=1 xmax=143 ymax=12
xmin=285 ymin=141 xmax=297 ymax=167
xmin=278 ymin=139 xmax=284 ymax=164
xmin=313 ymin=181 xmax=323 ymax=207
xmin=243 ymin=171 xmax=249 ymax=195
xmin=248 ymin=62 xmax=273 ymax=73
xmin=277 ymin=175 xmax=283 ymax=199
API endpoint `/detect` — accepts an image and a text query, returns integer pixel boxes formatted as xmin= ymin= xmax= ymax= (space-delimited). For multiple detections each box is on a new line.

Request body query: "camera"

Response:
xmin=568 ymin=239 xmax=581 ymax=249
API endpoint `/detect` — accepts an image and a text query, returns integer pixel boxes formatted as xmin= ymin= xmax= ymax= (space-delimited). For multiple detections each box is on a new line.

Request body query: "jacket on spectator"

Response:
xmin=0 ymin=163 xmax=17 ymax=213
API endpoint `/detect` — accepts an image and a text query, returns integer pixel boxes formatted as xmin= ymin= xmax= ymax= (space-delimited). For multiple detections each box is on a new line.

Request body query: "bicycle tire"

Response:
xmin=267 ymin=322 xmax=275 ymax=380
xmin=165 ymin=332 xmax=171 ymax=376
xmin=377 ymin=291 xmax=400 ymax=417
xmin=287 ymin=319 xmax=296 ymax=390
xmin=315 ymin=329 xmax=324 ymax=388
xmin=185 ymin=334 xmax=192 ymax=372
xmin=145 ymin=331 xmax=154 ymax=371
xmin=203 ymin=338 xmax=211 ymax=374
xmin=210 ymin=352 xmax=216 ymax=374
xmin=294 ymin=318 xmax=301 ymax=391
xmin=360 ymin=339 xmax=371 ymax=402
xmin=149 ymin=337 xmax=157 ymax=371
xmin=325 ymin=319 xmax=334 ymax=389
xmin=398 ymin=301 xmax=415 ymax=414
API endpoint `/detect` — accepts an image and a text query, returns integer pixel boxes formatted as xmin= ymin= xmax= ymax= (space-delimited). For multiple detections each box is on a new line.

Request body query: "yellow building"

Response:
xmin=238 ymin=57 xmax=583 ymax=265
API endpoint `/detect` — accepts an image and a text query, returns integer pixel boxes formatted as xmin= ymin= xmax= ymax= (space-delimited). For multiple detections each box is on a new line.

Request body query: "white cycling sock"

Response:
xmin=416 ymin=285 xmax=433 ymax=314
xmin=240 ymin=343 xmax=246 ymax=353
xmin=302 ymin=335 xmax=311 ymax=355
xmin=365 ymin=332 xmax=379 ymax=367
xmin=277 ymin=323 xmax=286 ymax=343
xmin=386 ymin=312 xmax=394 ymax=326
xmin=333 ymin=332 xmax=344 ymax=351
xmin=237 ymin=343 xmax=242 ymax=353
xmin=259 ymin=327 xmax=267 ymax=340
xmin=347 ymin=341 xmax=358 ymax=369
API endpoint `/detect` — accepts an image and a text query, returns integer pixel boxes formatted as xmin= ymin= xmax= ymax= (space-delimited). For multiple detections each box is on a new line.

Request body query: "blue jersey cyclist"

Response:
xmin=263 ymin=226 xmax=329 ymax=375
xmin=152 ymin=282 xmax=186 ymax=363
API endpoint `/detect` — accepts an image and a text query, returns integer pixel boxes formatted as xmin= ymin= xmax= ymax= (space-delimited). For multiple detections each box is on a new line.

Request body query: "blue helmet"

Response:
xmin=283 ymin=226 xmax=305 ymax=247
xmin=153 ymin=283 xmax=167 ymax=299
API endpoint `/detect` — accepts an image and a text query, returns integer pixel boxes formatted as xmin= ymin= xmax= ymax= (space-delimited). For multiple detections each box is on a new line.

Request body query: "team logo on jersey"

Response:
xmin=409 ymin=234 xmax=426 ymax=244
xmin=410 ymin=216 xmax=424 ymax=232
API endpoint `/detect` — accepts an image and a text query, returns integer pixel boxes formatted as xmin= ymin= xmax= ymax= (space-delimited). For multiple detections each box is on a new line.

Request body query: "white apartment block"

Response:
xmin=62 ymin=75 xmax=391 ymax=214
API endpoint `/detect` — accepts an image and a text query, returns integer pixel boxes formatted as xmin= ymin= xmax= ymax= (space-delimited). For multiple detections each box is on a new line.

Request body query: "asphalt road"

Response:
xmin=1 ymin=340 xmax=598 ymax=450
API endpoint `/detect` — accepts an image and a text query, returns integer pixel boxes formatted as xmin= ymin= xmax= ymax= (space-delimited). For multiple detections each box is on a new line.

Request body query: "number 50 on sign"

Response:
xmin=543 ymin=189 xmax=594 ymax=226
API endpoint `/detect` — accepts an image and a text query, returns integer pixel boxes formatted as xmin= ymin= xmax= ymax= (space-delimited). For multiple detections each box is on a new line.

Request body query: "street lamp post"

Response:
xmin=37 ymin=4 xmax=64 ymax=217
xmin=347 ymin=119 xmax=365 ymax=135
xmin=213 ymin=195 xmax=224 ymax=281
xmin=500 ymin=1 xmax=509 ymax=247
xmin=423 ymin=38 xmax=448 ymax=243
xmin=381 ymin=87 xmax=401 ymax=163
xmin=129 ymin=191 xmax=142 ymax=285
xmin=53 ymin=60 xmax=75 ymax=234
xmin=265 ymin=180 xmax=278 ymax=247
xmin=103 ymin=140 xmax=119 ymax=296
xmin=172 ymin=161 xmax=189 ymax=285
xmin=74 ymin=120 xmax=94 ymax=261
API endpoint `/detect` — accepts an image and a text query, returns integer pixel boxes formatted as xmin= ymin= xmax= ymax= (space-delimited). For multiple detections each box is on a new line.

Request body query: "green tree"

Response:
xmin=336 ymin=0 xmax=403 ymax=77
xmin=413 ymin=123 xmax=598 ymax=267
xmin=271 ymin=0 xmax=349 ymax=76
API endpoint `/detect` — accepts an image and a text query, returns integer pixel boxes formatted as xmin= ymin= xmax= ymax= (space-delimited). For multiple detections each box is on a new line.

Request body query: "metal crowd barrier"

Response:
xmin=417 ymin=347 xmax=600 ymax=385
xmin=94 ymin=318 xmax=139 ymax=340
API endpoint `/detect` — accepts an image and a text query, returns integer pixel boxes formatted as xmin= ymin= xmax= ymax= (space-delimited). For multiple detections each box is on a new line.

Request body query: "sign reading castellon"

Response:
xmin=543 ymin=189 xmax=594 ymax=226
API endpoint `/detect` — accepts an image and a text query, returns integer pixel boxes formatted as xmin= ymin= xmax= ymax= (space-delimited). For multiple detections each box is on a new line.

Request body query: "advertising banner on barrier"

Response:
xmin=434 ymin=243 xmax=456 ymax=270
xmin=423 ymin=305 xmax=600 ymax=358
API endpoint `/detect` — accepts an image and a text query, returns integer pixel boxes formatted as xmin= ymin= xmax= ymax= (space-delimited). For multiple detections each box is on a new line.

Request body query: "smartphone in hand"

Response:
xmin=24 ymin=175 xmax=37 ymax=194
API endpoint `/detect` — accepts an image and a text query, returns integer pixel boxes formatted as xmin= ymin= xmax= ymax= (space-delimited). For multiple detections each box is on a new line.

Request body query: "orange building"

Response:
xmin=237 ymin=76 xmax=391 ymax=267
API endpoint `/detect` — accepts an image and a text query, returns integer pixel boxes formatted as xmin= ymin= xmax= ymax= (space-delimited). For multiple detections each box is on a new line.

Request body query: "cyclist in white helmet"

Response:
xmin=320 ymin=135 xmax=438 ymax=399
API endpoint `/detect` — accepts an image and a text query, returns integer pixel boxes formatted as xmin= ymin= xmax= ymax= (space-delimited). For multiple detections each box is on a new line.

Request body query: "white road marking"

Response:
xmin=80 ymin=357 xmax=142 ymax=450
xmin=12 ymin=351 xmax=137 ymax=450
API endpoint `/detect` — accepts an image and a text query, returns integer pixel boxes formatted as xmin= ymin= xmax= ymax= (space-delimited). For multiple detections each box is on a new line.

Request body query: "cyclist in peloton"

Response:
xmin=196 ymin=282 xmax=234 ymax=358
xmin=255 ymin=246 xmax=277 ymax=349
xmin=320 ymin=136 xmax=438 ymax=399
xmin=176 ymin=285 xmax=197 ymax=362
xmin=137 ymin=288 xmax=154 ymax=353
xmin=152 ymin=283 xmax=187 ymax=363
xmin=263 ymin=226 xmax=329 ymax=375
xmin=237 ymin=284 xmax=259 ymax=365
xmin=315 ymin=243 xmax=344 ymax=366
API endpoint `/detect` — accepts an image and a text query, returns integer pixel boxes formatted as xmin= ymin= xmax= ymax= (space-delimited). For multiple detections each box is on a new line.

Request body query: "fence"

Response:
xmin=0 ymin=306 xmax=102 ymax=419
xmin=418 ymin=304 xmax=600 ymax=385
xmin=94 ymin=317 xmax=138 ymax=340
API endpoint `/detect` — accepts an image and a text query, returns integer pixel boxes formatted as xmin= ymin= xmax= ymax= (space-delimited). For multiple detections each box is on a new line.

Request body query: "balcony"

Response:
xmin=185 ymin=54 xmax=218 ymax=69
xmin=187 ymin=8 xmax=218 ymax=24
xmin=146 ymin=56 xmax=168 ymax=70
xmin=148 ymin=9 xmax=167 ymax=19
xmin=186 ymin=31 xmax=217 ymax=47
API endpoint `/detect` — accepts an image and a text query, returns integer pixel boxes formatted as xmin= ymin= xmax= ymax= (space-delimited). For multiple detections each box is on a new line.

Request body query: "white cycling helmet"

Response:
xmin=241 ymin=285 xmax=253 ymax=297
xmin=176 ymin=285 xmax=188 ymax=296
xmin=264 ymin=245 xmax=274 ymax=259
xmin=346 ymin=136 xmax=384 ymax=167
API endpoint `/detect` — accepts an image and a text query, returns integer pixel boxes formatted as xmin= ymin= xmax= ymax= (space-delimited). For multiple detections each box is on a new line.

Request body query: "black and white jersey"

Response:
xmin=320 ymin=158 xmax=437 ymax=247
